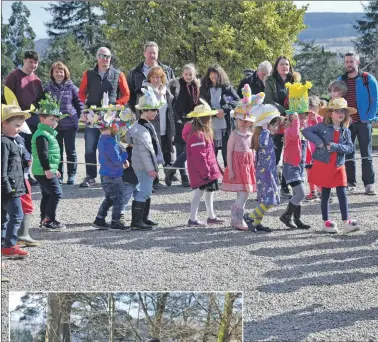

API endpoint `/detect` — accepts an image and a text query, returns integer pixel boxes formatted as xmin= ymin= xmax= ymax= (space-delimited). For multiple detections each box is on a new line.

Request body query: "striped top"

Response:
xmin=345 ymin=77 xmax=360 ymax=123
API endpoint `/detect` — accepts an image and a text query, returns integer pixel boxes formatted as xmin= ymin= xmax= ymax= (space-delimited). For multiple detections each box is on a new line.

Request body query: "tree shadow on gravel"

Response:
xmin=244 ymin=305 xmax=378 ymax=341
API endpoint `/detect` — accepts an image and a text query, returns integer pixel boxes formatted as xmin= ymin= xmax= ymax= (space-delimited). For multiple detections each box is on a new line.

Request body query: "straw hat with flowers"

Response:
xmin=318 ymin=97 xmax=357 ymax=117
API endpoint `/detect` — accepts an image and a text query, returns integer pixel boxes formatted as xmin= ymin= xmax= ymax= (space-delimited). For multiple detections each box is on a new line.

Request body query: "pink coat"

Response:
xmin=283 ymin=118 xmax=302 ymax=166
xmin=183 ymin=122 xmax=222 ymax=188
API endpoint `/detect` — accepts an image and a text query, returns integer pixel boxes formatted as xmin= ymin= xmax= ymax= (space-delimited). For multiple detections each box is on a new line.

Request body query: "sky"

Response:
xmin=1 ymin=1 xmax=369 ymax=40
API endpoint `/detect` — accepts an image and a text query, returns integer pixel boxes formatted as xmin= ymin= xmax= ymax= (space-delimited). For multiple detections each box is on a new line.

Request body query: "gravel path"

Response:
xmin=2 ymin=132 xmax=378 ymax=341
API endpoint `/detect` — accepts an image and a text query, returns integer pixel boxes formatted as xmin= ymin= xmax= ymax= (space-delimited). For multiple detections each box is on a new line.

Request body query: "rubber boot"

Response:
xmin=143 ymin=198 xmax=158 ymax=226
xmin=230 ymin=204 xmax=237 ymax=227
xmin=181 ymin=174 xmax=190 ymax=187
xmin=131 ymin=201 xmax=152 ymax=230
xmin=279 ymin=201 xmax=298 ymax=229
xmin=164 ymin=169 xmax=175 ymax=187
xmin=233 ymin=205 xmax=248 ymax=231
xmin=294 ymin=205 xmax=311 ymax=229
xmin=17 ymin=214 xmax=39 ymax=246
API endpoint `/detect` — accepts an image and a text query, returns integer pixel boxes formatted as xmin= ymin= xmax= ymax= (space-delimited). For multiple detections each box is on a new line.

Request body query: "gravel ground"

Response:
xmin=2 ymin=132 xmax=378 ymax=341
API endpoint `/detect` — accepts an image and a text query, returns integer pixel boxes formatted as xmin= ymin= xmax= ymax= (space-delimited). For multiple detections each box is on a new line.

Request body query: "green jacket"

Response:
xmin=31 ymin=123 xmax=60 ymax=176
xmin=264 ymin=74 xmax=287 ymax=115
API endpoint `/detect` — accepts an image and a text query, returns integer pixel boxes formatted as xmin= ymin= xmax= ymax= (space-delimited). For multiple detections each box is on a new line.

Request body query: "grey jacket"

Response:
xmin=126 ymin=122 xmax=164 ymax=172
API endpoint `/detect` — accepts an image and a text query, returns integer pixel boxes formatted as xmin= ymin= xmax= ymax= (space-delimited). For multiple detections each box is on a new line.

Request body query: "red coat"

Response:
xmin=183 ymin=123 xmax=222 ymax=188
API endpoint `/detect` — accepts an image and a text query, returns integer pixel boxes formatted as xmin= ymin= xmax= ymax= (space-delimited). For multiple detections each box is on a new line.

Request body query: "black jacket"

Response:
xmin=122 ymin=146 xmax=138 ymax=185
xmin=1 ymin=135 xmax=27 ymax=198
xmin=237 ymin=71 xmax=265 ymax=98
xmin=127 ymin=61 xmax=175 ymax=111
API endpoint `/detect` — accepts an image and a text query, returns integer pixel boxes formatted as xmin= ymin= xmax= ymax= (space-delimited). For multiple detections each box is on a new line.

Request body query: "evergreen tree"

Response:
xmin=3 ymin=1 xmax=36 ymax=68
xmin=44 ymin=1 xmax=106 ymax=54
xmin=1 ymin=15 xmax=16 ymax=84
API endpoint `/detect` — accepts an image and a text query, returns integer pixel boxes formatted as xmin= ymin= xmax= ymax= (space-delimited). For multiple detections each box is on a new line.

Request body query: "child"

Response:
xmin=328 ymin=80 xmax=348 ymax=100
xmin=302 ymin=98 xmax=358 ymax=234
xmin=278 ymin=81 xmax=314 ymax=229
xmin=126 ymin=87 xmax=165 ymax=230
xmin=1 ymin=105 xmax=31 ymax=257
xmin=221 ymin=85 xmax=258 ymax=231
xmin=184 ymin=99 xmax=224 ymax=227
xmin=32 ymin=95 xmax=67 ymax=230
xmin=244 ymin=104 xmax=284 ymax=232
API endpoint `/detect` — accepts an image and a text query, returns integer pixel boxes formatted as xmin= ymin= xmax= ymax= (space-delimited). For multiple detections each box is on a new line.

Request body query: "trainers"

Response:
xmin=322 ymin=220 xmax=338 ymax=233
xmin=110 ymin=221 xmax=131 ymax=231
xmin=342 ymin=219 xmax=359 ymax=234
xmin=153 ymin=182 xmax=167 ymax=190
xmin=304 ymin=191 xmax=319 ymax=202
xmin=280 ymin=188 xmax=292 ymax=199
xmin=93 ymin=218 xmax=110 ymax=230
xmin=80 ymin=176 xmax=96 ymax=188
xmin=187 ymin=219 xmax=207 ymax=227
xmin=42 ymin=220 xmax=66 ymax=231
xmin=207 ymin=217 xmax=225 ymax=225
xmin=2 ymin=245 xmax=29 ymax=258
xmin=67 ymin=177 xmax=75 ymax=185
xmin=364 ymin=184 xmax=376 ymax=196
xmin=347 ymin=183 xmax=356 ymax=192
xmin=255 ymin=224 xmax=273 ymax=233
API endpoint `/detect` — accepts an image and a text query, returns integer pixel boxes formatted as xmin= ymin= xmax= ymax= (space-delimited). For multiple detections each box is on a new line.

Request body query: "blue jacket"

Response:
xmin=338 ymin=72 xmax=378 ymax=122
xmin=302 ymin=122 xmax=354 ymax=167
xmin=98 ymin=135 xmax=128 ymax=177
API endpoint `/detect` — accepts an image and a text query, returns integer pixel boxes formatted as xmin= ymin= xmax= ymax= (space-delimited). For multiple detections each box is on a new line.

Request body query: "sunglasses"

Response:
xmin=98 ymin=54 xmax=111 ymax=60
xmin=332 ymin=109 xmax=346 ymax=114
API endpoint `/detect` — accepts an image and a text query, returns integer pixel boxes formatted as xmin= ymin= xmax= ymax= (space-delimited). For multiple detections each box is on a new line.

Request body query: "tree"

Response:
xmin=1 ymin=15 xmax=16 ymax=84
xmin=10 ymin=327 xmax=34 ymax=342
xmin=353 ymin=0 xmax=378 ymax=75
xmin=294 ymin=40 xmax=344 ymax=95
xmin=44 ymin=1 xmax=106 ymax=55
xmin=2 ymin=1 xmax=36 ymax=68
xmin=101 ymin=1 xmax=307 ymax=83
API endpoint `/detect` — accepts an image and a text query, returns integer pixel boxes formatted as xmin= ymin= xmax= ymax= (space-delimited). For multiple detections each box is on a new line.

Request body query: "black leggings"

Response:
xmin=321 ymin=187 xmax=349 ymax=221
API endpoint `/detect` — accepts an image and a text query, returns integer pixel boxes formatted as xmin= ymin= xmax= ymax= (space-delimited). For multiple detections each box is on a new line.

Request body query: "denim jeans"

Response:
xmin=34 ymin=175 xmax=63 ymax=222
xmin=321 ymin=187 xmax=348 ymax=221
xmin=1 ymin=196 xmax=24 ymax=248
xmin=84 ymin=127 xmax=101 ymax=178
xmin=174 ymin=141 xmax=188 ymax=176
xmin=345 ymin=122 xmax=375 ymax=187
xmin=96 ymin=176 xmax=125 ymax=222
xmin=57 ymin=129 xmax=77 ymax=179
xmin=134 ymin=170 xmax=154 ymax=202
xmin=122 ymin=182 xmax=140 ymax=213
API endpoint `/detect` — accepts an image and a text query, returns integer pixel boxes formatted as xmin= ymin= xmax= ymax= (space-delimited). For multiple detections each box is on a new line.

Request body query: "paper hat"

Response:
xmin=186 ymin=98 xmax=218 ymax=118
xmin=285 ymin=81 xmax=313 ymax=114
xmin=249 ymin=103 xmax=282 ymax=127
xmin=80 ymin=106 xmax=136 ymax=129
xmin=1 ymin=104 xmax=31 ymax=123
xmin=135 ymin=86 xmax=166 ymax=110
xmin=36 ymin=93 xmax=69 ymax=118
xmin=231 ymin=85 xmax=261 ymax=122
xmin=318 ymin=97 xmax=357 ymax=117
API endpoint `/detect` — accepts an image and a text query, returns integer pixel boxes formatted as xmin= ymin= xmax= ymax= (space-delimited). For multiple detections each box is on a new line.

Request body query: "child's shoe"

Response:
xmin=42 ymin=220 xmax=66 ymax=231
xmin=232 ymin=205 xmax=248 ymax=231
xmin=207 ymin=217 xmax=225 ymax=225
xmin=2 ymin=246 xmax=29 ymax=258
xmin=279 ymin=202 xmax=298 ymax=229
xmin=254 ymin=224 xmax=273 ymax=233
xmin=93 ymin=218 xmax=110 ymax=230
xmin=322 ymin=220 xmax=338 ymax=233
xmin=293 ymin=205 xmax=311 ymax=230
xmin=187 ymin=219 xmax=207 ymax=227
xmin=304 ymin=191 xmax=318 ymax=202
xmin=342 ymin=219 xmax=359 ymax=234
xmin=67 ymin=176 xmax=75 ymax=185
xmin=110 ymin=220 xmax=131 ymax=231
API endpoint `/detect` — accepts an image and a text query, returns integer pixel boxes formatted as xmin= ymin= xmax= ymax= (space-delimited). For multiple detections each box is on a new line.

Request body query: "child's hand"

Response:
xmin=56 ymin=171 xmax=61 ymax=178
xmin=229 ymin=170 xmax=235 ymax=180
xmin=27 ymin=160 xmax=32 ymax=167
xmin=326 ymin=144 xmax=331 ymax=151
xmin=291 ymin=112 xmax=299 ymax=120
xmin=148 ymin=170 xmax=158 ymax=178
xmin=45 ymin=170 xmax=54 ymax=179
xmin=123 ymin=160 xmax=130 ymax=169
xmin=216 ymin=109 xmax=225 ymax=118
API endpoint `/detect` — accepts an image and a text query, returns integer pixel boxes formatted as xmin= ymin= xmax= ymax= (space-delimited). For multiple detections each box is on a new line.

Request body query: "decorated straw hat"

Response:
xmin=186 ymin=98 xmax=218 ymax=118
xmin=318 ymin=97 xmax=357 ymax=117
xmin=285 ymin=81 xmax=313 ymax=115
xmin=249 ymin=103 xmax=283 ymax=127
xmin=231 ymin=84 xmax=262 ymax=122
xmin=36 ymin=93 xmax=69 ymax=118
xmin=135 ymin=86 xmax=166 ymax=110
xmin=1 ymin=104 xmax=31 ymax=122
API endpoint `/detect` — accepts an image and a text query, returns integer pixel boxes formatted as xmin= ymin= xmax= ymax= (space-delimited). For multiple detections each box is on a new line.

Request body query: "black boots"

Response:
xmin=181 ymin=174 xmax=190 ymax=187
xmin=17 ymin=214 xmax=39 ymax=246
xmin=131 ymin=201 xmax=153 ymax=230
xmin=279 ymin=202 xmax=298 ymax=229
xmin=143 ymin=198 xmax=158 ymax=226
xmin=294 ymin=205 xmax=311 ymax=229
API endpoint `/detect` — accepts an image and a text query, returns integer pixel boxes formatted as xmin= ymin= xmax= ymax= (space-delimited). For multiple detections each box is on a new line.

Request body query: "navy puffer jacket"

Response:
xmin=43 ymin=80 xmax=84 ymax=131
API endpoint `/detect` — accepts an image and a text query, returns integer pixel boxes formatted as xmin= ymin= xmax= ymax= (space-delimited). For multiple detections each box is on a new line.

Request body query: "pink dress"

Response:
xmin=222 ymin=130 xmax=256 ymax=193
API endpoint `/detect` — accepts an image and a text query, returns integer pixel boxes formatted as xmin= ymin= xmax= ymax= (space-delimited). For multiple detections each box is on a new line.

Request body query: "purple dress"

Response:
xmin=255 ymin=129 xmax=280 ymax=205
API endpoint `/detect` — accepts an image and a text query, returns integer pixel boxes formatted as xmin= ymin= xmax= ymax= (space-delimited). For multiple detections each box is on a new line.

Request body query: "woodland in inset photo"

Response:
xmin=9 ymin=292 xmax=243 ymax=342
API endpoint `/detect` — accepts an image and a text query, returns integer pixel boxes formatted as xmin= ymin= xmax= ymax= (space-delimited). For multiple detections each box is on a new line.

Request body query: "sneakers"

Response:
xmin=187 ymin=219 xmax=207 ymax=227
xmin=347 ymin=183 xmax=356 ymax=192
xmin=42 ymin=220 xmax=66 ymax=231
xmin=2 ymin=245 xmax=29 ymax=258
xmin=280 ymin=187 xmax=292 ymax=199
xmin=322 ymin=220 xmax=338 ymax=233
xmin=110 ymin=221 xmax=131 ymax=231
xmin=364 ymin=184 xmax=376 ymax=196
xmin=254 ymin=224 xmax=273 ymax=233
xmin=207 ymin=217 xmax=225 ymax=225
xmin=93 ymin=218 xmax=110 ymax=230
xmin=153 ymin=182 xmax=167 ymax=190
xmin=80 ymin=176 xmax=96 ymax=188
xmin=342 ymin=219 xmax=359 ymax=234
xmin=67 ymin=177 xmax=75 ymax=185
xmin=304 ymin=191 xmax=319 ymax=202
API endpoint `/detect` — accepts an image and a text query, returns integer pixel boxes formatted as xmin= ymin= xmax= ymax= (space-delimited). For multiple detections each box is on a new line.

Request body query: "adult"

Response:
xmin=4 ymin=50 xmax=44 ymax=185
xmin=237 ymin=61 xmax=272 ymax=98
xmin=200 ymin=63 xmax=240 ymax=167
xmin=44 ymin=61 xmax=84 ymax=185
xmin=339 ymin=52 xmax=378 ymax=195
xmin=142 ymin=66 xmax=176 ymax=190
xmin=264 ymin=56 xmax=295 ymax=198
xmin=127 ymin=41 xmax=175 ymax=112
xmin=78 ymin=47 xmax=130 ymax=188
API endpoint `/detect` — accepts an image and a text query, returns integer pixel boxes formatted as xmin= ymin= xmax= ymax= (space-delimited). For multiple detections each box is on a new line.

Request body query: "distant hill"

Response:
xmin=34 ymin=38 xmax=49 ymax=58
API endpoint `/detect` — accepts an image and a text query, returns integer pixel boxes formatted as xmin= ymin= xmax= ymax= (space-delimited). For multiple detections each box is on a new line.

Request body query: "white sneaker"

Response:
xmin=347 ymin=184 xmax=356 ymax=192
xmin=322 ymin=220 xmax=338 ymax=233
xmin=364 ymin=184 xmax=376 ymax=196
xmin=342 ymin=219 xmax=359 ymax=234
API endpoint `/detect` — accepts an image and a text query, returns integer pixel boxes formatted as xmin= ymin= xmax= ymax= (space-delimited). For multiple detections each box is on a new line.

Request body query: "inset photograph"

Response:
xmin=9 ymin=291 xmax=243 ymax=342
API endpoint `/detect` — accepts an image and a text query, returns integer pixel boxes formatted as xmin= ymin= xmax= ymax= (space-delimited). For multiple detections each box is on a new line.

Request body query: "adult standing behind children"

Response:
xmin=127 ymin=41 xmax=175 ymax=113
xmin=44 ymin=61 xmax=84 ymax=185
xmin=339 ymin=52 xmax=378 ymax=195
xmin=78 ymin=47 xmax=130 ymax=188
